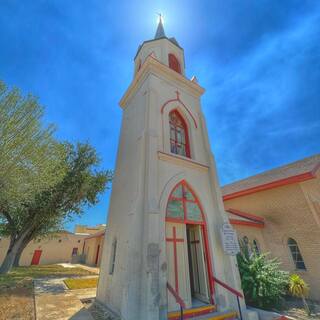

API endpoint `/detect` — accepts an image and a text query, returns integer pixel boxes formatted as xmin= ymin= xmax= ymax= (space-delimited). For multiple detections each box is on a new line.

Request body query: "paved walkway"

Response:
xmin=57 ymin=263 xmax=100 ymax=275
xmin=34 ymin=277 xmax=97 ymax=320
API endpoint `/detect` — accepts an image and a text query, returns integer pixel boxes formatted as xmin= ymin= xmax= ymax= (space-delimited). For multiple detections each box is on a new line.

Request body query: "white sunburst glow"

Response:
xmin=157 ymin=13 xmax=165 ymax=25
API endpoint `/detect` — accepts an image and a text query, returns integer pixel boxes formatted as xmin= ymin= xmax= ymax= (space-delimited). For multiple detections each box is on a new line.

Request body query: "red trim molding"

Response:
xmin=229 ymin=219 xmax=265 ymax=229
xmin=226 ymin=208 xmax=265 ymax=223
xmin=223 ymin=171 xmax=315 ymax=201
xmin=161 ymin=91 xmax=198 ymax=128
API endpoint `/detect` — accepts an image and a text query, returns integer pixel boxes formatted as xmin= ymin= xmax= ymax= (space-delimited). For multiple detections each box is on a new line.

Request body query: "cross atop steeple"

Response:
xmin=154 ymin=13 xmax=166 ymax=39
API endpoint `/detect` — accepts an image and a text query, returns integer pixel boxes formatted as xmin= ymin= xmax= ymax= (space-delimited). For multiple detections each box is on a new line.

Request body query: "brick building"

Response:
xmin=222 ymin=154 xmax=320 ymax=300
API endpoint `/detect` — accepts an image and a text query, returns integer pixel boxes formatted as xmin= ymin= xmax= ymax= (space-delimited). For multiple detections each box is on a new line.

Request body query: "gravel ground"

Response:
xmin=82 ymin=299 xmax=120 ymax=320
xmin=0 ymin=283 xmax=35 ymax=320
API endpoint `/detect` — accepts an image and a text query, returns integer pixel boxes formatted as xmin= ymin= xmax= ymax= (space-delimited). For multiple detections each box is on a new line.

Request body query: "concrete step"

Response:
xmin=168 ymin=305 xmax=216 ymax=320
xmin=190 ymin=310 xmax=238 ymax=320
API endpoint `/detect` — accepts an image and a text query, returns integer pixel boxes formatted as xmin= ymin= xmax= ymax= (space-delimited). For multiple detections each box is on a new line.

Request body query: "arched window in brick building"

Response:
xmin=168 ymin=53 xmax=181 ymax=74
xmin=253 ymin=239 xmax=260 ymax=255
xmin=288 ymin=238 xmax=306 ymax=270
xmin=169 ymin=110 xmax=190 ymax=158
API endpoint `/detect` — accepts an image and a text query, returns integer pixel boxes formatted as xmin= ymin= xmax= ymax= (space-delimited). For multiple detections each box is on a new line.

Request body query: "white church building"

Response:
xmin=97 ymin=18 xmax=255 ymax=320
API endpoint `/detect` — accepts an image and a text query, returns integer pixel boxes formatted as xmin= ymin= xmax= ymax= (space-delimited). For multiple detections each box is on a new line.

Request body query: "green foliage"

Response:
xmin=288 ymin=274 xmax=310 ymax=315
xmin=0 ymin=80 xmax=112 ymax=273
xmin=0 ymin=81 xmax=67 ymax=211
xmin=237 ymin=241 xmax=289 ymax=309
xmin=1 ymin=142 xmax=112 ymax=240
xmin=288 ymin=274 xmax=309 ymax=298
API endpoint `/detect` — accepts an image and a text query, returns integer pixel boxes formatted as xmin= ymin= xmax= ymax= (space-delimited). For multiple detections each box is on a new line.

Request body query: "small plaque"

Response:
xmin=221 ymin=223 xmax=240 ymax=256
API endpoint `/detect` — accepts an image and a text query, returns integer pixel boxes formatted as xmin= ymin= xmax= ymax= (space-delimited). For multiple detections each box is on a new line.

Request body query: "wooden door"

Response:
xmin=31 ymin=250 xmax=42 ymax=265
xmin=188 ymin=225 xmax=210 ymax=302
xmin=166 ymin=222 xmax=191 ymax=311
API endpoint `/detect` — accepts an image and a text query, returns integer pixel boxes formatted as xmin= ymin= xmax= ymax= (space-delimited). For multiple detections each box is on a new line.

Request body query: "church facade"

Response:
xmin=96 ymin=20 xmax=249 ymax=320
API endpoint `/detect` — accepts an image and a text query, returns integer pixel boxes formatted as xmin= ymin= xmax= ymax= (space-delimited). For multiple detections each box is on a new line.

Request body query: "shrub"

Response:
xmin=237 ymin=242 xmax=289 ymax=309
xmin=288 ymin=274 xmax=310 ymax=315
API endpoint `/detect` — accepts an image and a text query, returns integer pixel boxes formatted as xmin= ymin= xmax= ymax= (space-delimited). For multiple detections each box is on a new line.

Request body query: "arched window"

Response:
xmin=166 ymin=182 xmax=203 ymax=223
xmin=253 ymin=239 xmax=260 ymax=255
xmin=288 ymin=238 xmax=306 ymax=270
xmin=169 ymin=110 xmax=190 ymax=158
xmin=168 ymin=53 xmax=181 ymax=74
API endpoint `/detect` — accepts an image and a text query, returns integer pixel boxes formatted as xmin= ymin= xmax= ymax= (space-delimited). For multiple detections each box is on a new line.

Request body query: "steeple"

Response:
xmin=154 ymin=14 xmax=166 ymax=39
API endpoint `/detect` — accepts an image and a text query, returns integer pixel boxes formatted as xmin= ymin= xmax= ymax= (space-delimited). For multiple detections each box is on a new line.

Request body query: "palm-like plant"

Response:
xmin=288 ymin=274 xmax=310 ymax=315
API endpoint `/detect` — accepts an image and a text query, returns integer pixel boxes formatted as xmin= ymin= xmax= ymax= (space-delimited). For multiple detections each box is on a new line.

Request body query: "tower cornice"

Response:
xmin=119 ymin=55 xmax=205 ymax=108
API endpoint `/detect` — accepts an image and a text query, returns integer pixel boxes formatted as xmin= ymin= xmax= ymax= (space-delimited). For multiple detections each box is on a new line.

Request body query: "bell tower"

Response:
xmin=97 ymin=18 xmax=247 ymax=320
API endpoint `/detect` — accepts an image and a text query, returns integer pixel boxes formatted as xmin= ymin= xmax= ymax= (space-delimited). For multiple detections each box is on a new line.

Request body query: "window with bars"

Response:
xmin=169 ymin=110 xmax=190 ymax=158
xmin=166 ymin=182 xmax=203 ymax=222
xmin=253 ymin=239 xmax=260 ymax=255
xmin=288 ymin=238 xmax=306 ymax=270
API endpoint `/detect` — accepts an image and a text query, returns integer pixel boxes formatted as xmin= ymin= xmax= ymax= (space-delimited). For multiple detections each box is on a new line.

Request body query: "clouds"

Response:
xmin=196 ymin=4 xmax=320 ymax=184
xmin=0 ymin=0 xmax=319 ymax=228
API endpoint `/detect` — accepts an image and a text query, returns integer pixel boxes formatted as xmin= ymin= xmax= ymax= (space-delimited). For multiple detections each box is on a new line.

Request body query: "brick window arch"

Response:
xmin=169 ymin=110 xmax=190 ymax=158
xmin=168 ymin=53 xmax=181 ymax=74
xmin=288 ymin=238 xmax=306 ymax=270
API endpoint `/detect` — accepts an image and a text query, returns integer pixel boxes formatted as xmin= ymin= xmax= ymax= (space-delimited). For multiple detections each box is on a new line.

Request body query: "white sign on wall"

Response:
xmin=221 ymin=223 xmax=240 ymax=256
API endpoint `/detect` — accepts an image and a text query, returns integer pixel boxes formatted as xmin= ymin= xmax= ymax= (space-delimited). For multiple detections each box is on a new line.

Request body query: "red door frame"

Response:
xmin=31 ymin=250 xmax=42 ymax=265
xmin=165 ymin=181 xmax=215 ymax=304
xmin=95 ymin=244 xmax=100 ymax=266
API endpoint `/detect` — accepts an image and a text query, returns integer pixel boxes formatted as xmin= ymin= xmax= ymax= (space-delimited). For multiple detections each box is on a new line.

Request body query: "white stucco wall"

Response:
xmin=97 ymin=38 xmax=244 ymax=320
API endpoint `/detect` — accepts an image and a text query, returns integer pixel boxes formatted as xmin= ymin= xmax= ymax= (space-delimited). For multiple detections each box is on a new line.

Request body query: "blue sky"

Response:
xmin=0 ymin=1 xmax=319 ymax=231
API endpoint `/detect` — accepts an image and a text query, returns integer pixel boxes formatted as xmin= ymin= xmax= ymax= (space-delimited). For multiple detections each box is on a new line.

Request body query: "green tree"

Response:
xmin=14 ymin=143 xmax=111 ymax=269
xmin=0 ymin=81 xmax=66 ymax=209
xmin=0 ymin=82 xmax=112 ymax=273
xmin=288 ymin=274 xmax=310 ymax=315
xmin=237 ymin=242 xmax=289 ymax=309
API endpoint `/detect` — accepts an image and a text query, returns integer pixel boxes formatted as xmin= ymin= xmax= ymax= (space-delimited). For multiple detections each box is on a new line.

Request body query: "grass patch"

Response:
xmin=64 ymin=277 xmax=98 ymax=290
xmin=0 ymin=264 xmax=95 ymax=289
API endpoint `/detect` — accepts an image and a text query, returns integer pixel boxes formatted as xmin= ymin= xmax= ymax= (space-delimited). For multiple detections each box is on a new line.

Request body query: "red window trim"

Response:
xmin=165 ymin=180 xmax=215 ymax=304
xmin=169 ymin=110 xmax=191 ymax=158
xmin=168 ymin=53 xmax=181 ymax=74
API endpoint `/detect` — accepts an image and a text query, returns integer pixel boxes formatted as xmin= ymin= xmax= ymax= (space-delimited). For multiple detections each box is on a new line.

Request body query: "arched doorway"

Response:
xmin=165 ymin=181 xmax=213 ymax=311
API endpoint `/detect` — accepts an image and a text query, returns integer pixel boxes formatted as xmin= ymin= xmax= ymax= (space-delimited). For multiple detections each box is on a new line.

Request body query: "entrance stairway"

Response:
xmin=168 ymin=305 xmax=238 ymax=320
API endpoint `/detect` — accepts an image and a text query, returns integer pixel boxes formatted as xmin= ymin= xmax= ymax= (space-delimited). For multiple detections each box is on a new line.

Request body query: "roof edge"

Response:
xmin=226 ymin=208 xmax=265 ymax=223
xmin=223 ymin=171 xmax=315 ymax=201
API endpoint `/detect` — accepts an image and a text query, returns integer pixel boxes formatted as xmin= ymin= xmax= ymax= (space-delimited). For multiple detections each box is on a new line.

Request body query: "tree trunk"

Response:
xmin=0 ymin=239 xmax=22 ymax=273
xmin=0 ymin=226 xmax=34 ymax=274
xmin=13 ymin=228 xmax=36 ymax=267
xmin=13 ymin=239 xmax=29 ymax=267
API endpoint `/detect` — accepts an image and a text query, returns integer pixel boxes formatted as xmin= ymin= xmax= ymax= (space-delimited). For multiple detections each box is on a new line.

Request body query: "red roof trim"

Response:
xmin=227 ymin=208 xmax=265 ymax=223
xmin=223 ymin=171 xmax=315 ymax=201
xmin=229 ymin=219 xmax=265 ymax=229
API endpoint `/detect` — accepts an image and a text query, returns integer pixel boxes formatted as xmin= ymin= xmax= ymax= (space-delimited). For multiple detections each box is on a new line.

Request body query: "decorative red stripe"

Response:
xmin=223 ymin=172 xmax=315 ymax=200
xmin=226 ymin=208 xmax=265 ymax=223
xmin=229 ymin=219 xmax=265 ymax=229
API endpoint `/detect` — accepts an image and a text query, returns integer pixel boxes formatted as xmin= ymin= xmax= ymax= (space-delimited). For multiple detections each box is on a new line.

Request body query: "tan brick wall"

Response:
xmin=0 ymin=232 xmax=87 ymax=266
xmin=84 ymin=235 xmax=104 ymax=266
xmin=224 ymin=176 xmax=320 ymax=301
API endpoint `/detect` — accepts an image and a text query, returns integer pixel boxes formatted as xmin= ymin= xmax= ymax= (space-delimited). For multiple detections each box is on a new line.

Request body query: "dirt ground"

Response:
xmin=281 ymin=299 xmax=320 ymax=320
xmin=0 ymin=264 xmax=96 ymax=320
xmin=0 ymin=282 xmax=34 ymax=320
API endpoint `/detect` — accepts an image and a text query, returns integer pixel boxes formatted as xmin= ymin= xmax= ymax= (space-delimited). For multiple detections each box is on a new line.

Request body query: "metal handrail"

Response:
xmin=167 ymin=282 xmax=185 ymax=319
xmin=211 ymin=276 xmax=243 ymax=320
